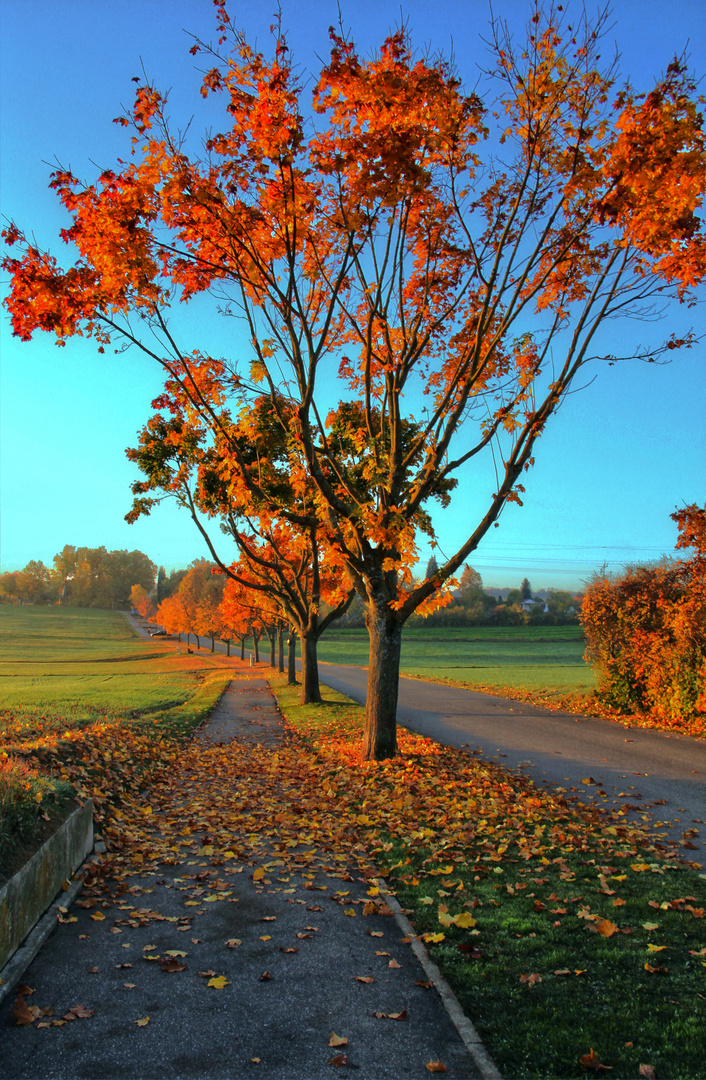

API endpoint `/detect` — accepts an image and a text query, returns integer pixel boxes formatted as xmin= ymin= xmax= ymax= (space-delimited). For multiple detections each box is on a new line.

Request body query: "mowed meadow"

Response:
xmin=316 ymin=625 xmax=596 ymax=705
xmin=0 ymin=605 xmax=229 ymax=721
xmin=0 ymin=606 xmax=235 ymax=879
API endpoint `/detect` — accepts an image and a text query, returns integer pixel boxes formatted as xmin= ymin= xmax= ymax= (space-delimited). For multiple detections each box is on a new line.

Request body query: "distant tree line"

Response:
xmin=338 ymin=562 xmax=582 ymax=629
xmin=0 ymin=545 xmax=157 ymax=608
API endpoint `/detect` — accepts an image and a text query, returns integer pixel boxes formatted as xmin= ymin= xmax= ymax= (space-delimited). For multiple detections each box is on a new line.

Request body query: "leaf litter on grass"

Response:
xmin=8 ymin=668 xmax=704 ymax=1077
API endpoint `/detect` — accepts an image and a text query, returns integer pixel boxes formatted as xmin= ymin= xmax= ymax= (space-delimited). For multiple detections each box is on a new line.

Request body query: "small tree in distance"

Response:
xmin=3 ymin=2 xmax=704 ymax=757
xmin=129 ymin=582 xmax=156 ymax=618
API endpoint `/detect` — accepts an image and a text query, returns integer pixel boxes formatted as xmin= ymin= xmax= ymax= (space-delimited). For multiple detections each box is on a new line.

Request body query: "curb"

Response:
xmin=0 ymin=861 xmax=95 ymax=1006
xmin=0 ymin=800 xmax=94 ymax=972
xmin=375 ymin=879 xmax=502 ymax=1080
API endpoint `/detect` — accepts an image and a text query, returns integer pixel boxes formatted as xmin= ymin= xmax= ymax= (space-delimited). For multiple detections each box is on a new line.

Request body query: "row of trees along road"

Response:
xmin=152 ymin=558 xmax=306 ymax=687
xmin=0 ymin=546 xmax=157 ymax=608
xmin=3 ymin=2 xmax=704 ymax=757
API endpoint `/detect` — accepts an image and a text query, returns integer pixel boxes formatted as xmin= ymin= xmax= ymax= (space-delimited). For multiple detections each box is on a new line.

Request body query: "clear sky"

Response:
xmin=1 ymin=0 xmax=704 ymax=592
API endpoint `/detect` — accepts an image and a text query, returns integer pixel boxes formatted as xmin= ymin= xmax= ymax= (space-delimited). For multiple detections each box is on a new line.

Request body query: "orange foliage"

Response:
xmin=581 ymin=506 xmax=706 ymax=728
xmin=2 ymin=3 xmax=704 ymax=756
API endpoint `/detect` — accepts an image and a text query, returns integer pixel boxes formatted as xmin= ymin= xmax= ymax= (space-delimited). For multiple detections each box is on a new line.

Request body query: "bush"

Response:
xmin=581 ymin=506 xmax=706 ymax=725
xmin=0 ymin=754 xmax=74 ymax=878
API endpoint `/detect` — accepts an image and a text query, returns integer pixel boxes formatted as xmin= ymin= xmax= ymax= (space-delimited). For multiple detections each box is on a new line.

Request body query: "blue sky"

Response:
xmin=1 ymin=0 xmax=704 ymax=591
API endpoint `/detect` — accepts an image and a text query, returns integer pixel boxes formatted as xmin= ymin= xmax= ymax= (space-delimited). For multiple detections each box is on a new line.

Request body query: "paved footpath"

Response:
xmin=0 ymin=679 xmax=486 ymax=1080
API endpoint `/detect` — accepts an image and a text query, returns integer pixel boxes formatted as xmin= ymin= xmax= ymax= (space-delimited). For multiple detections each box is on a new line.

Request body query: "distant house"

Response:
xmin=520 ymin=598 xmax=548 ymax=613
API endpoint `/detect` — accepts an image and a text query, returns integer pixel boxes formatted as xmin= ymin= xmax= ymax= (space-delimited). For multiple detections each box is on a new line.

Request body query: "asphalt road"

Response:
xmin=317 ymin=663 xmax=706 ymax=858
xmin=126 ymin=617 xmax=705 ymax=861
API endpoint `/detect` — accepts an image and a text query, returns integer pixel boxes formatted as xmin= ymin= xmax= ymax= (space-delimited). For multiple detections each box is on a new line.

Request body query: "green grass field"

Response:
xmin=315 ymin=625 xmax=596 ymax=697
xmin=0 ymin=605 xmax=234 ymax=878
xmin=0 ymin=606 xmax=199 ymax=714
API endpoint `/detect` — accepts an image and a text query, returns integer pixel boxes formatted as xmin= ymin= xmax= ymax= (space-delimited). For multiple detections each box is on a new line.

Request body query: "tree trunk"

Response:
xmin=239 ymin=636 xmax=245 ymax=660
xmin=278 ymin=624 xmax=285 ymax=673
xmin=363 ymin=605 xmax=402 ymax=760
xmin=194 ymin=634 xmax=200 ymax=649
xmin=253 ymin=633 xmax=260 ymax=664
xmin=287 ymin=630 xmax=297 ymax=685
xmin=269 ymin=629 xmax=276 ymax=667
xmin=300 ymin=633 xmax=321 ymax=704
xmin=210 ymin=635 xmax=215 ymax=652
xmin=226 ymin=638 xmax=231 ymax=657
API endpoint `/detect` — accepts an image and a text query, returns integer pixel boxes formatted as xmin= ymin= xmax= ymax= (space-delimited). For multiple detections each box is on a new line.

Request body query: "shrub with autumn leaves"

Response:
xmin=581 ymin=505 xmax=706 ymax=729
xmin=0 ymin=752 xmax=74 ymax=879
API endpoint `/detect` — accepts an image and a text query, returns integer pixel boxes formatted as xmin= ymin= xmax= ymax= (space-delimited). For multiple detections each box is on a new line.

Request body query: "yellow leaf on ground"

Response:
xmin=207 ymin=976 xmax=231 ymax=989
xmin=454 ymin=913 xmax=476 ymax=929
xmin=135 ymin=1017 xmax=149 ymax=1026
xmin=329 ymin=1033 xmax=348 ymax=1047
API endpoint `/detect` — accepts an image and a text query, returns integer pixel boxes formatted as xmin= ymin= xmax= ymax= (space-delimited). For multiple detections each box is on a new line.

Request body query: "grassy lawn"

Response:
xmin=0 ymin=605 xmax=235 ymax=879
xmin=273 ymin=678 xmax=706 ymax=1080
xmin=314 ymin=625 xmax=596 ymax=701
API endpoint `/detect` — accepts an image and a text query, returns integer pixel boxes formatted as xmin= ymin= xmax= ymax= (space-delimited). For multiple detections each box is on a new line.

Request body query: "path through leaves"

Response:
xmin=0 ymin=676 xmax=478 ymax=1080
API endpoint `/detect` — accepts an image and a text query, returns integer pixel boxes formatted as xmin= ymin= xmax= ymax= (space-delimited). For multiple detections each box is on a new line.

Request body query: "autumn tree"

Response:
xmin=51 ymin=545 xmax=156 ymax=608
xmin=156 ymin=591 xmax=189 ymax=639
xmin=3 ymin=2 xmax=705 ymax=757
xmin=521 ymin=578 xmax=533 ymax=601
xmin=125 ymin=392 xmax=354 ymax=701
xmin=129 ymin=582 xmax=156 ymax=618
xmin=0 ymin=561 xmax=56 ymax=604
xmin=458 ymin=564 xmax=483 ymax=604
xmin=581 ymin=505 xmax=706 ymax=724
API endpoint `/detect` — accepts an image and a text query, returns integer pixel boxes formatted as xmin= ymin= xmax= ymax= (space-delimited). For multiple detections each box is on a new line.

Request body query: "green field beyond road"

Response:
xmin=315 ymin=625 xmax=596 ymax=697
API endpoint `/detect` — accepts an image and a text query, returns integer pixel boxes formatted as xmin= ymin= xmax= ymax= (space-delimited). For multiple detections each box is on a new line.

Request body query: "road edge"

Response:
xmin=375 ymin=878 xmax=503 ymax=1080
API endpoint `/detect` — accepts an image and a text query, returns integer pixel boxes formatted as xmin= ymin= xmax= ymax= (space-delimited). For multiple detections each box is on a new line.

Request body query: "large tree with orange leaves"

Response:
xmin=3 ymin=1 xmax=704 ymax=758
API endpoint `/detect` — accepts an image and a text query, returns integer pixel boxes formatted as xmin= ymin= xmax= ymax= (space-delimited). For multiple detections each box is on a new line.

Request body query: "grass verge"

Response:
xmin=271 ymin=676 xmax=706 ymax=1080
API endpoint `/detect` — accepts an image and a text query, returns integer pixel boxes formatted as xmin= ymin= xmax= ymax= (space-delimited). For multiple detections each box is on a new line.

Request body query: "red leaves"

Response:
xmin=158 ymin=956 xmax=187 ymax=973
xmin=63 ymin=1004 xmax=95 ymax=1020
xmin=580 ymin=1048 xmax=612 ymax=1071
xmin=12 ymin=996 xmax=38 ymax=1026
xmin=13 ymin=995 xmax=94 ymax=1028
